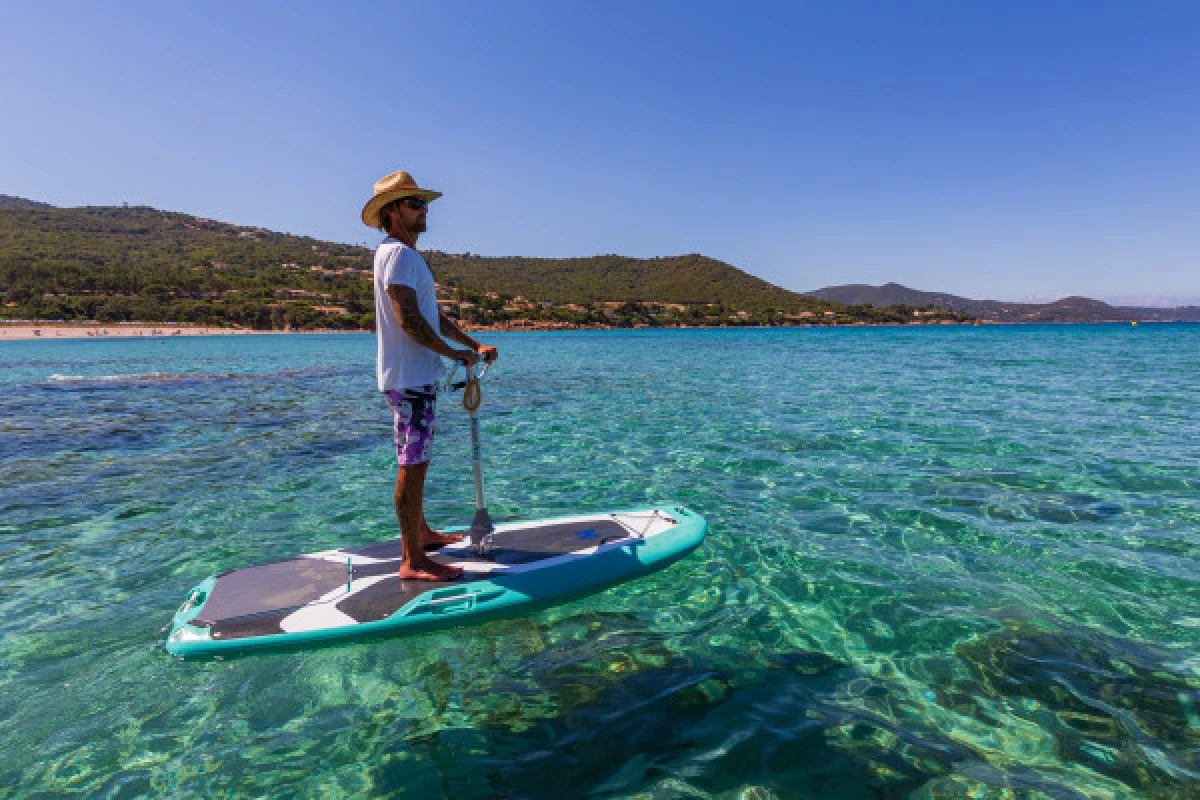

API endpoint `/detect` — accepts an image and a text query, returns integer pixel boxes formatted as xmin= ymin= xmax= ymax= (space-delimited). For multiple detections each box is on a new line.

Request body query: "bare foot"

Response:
xmin=398 ymin=559 xmax=463 ymax=582
xmin=421 ymin=527 xmax=464 ymax=550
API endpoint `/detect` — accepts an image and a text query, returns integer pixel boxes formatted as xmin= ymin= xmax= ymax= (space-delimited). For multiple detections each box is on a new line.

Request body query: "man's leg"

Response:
xmin=395 ymin=462 xmax=462 ymax=581
xmin=420 ymin=514 xmax=462 ymax=549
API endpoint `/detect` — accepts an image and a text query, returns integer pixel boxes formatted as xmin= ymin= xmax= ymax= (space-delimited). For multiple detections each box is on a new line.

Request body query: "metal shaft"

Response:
xmin=469 ymin=412 xmax=486 ymax=510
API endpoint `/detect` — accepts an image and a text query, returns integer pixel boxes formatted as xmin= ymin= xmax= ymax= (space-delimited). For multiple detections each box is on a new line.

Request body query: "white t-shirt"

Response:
xmin=374 ymin=239 xmax=445 ymax=391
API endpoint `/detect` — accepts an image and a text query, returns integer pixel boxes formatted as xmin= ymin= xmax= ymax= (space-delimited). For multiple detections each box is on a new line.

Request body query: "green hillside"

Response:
xmin=0 ymin=199 xmax=970 ymax=329
xmin=0 ymin=202 xmax=376 ymax=329
xmin=425 ymin=252 xmax=825 ymax=311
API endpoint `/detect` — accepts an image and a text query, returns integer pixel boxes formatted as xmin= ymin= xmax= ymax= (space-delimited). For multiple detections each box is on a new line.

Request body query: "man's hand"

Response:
xmin=476 ymin=345 xmax=499 ymax=363
xmin=455 ymin=349 xmax=480 ymax=367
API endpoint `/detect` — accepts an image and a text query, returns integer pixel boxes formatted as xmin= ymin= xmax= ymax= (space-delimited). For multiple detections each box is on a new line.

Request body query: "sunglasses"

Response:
xmin=400 ymin=197 xmax=429 ymax=211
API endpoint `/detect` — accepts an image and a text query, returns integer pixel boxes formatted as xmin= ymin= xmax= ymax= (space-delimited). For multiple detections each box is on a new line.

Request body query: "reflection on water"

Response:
xmin=1 ymin=326 xmax=1198 ymax=797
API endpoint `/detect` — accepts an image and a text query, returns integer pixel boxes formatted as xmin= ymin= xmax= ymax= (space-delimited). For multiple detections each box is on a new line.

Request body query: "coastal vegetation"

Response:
xmin=0 ymin=199 xmax=972 ymax=330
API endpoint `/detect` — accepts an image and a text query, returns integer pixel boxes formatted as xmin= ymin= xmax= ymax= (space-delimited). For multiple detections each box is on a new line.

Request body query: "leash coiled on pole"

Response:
xmin=462 ymin=372 xmax=481 ymax=412
xmin=445 ymin=359 xmax=489 ymax=410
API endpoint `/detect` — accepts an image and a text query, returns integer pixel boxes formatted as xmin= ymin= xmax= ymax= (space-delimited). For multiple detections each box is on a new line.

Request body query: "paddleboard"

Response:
xmin=165 ymin=505 xmax=705 ymax=657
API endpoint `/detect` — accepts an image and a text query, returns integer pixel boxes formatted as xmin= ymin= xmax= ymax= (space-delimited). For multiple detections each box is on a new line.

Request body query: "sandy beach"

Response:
xmin=0 ymin=323 xmax=369 ymax=340
xmin=2 ymin=320 xmax=988 ymax=340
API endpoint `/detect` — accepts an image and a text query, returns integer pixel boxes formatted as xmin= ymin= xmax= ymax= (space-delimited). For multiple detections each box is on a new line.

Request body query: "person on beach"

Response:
xmin=362 ymin=171 xmax=498 ymax=582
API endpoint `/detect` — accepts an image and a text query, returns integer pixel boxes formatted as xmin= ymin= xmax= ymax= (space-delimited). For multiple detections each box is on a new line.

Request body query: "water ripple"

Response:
xmin=1 ymin=326 xmax=1198 ymax=796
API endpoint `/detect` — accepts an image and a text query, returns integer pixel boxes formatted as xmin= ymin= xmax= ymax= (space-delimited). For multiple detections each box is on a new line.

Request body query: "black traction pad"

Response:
xmin=335 ymin=575 xmax=468 ymax=623
xmin=199 ymin=518 xmax=632 ymax=640
xmin=341 ymin=519 xmax=630 ymax=564
xmin=197 ymin=558 xmax=345 ymax=625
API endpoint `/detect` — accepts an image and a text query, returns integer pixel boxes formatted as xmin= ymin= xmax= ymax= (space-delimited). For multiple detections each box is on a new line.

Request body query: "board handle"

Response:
xmin=427 ymin=591 xmax=479 ymax=606
xmin=425 ymin=590 xmax=478 ymax=616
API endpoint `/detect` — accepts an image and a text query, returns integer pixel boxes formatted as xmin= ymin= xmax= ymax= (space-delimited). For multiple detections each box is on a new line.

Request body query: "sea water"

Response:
xmin=0 ymin=325 xmax=1197 ymax=798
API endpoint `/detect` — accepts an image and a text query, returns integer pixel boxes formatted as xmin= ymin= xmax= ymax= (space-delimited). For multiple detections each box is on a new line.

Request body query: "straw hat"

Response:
xmin=361 ymin=170 xmax=442 ymax=228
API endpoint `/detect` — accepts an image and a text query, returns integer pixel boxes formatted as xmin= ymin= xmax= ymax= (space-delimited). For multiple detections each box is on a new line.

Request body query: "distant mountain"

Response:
xmin=0 ymin=194 xmax=55 ymax=210
xmin=807 ymin=283 xmax=983 ymax=311
xmin=1027 ymin=296 xmax=1137 ymax=323
xmin=805 ymin=282 xmax=1200 ymax=322
xmin=1116 ymin=305 xmax=1200 ymax=322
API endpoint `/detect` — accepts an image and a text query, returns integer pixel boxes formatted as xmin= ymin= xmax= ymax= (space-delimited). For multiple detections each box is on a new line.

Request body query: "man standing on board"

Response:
xmin=362 ymin=171 xmax=498 ymax=581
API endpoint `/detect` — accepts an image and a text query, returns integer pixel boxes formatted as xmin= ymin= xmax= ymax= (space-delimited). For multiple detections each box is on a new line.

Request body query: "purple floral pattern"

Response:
xmin=384 ymin=385 xmax=437 ymax=465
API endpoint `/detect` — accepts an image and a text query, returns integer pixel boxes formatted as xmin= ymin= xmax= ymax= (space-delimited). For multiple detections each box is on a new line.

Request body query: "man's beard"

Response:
xmin=411 ymin=219 xmax=427 ymax=234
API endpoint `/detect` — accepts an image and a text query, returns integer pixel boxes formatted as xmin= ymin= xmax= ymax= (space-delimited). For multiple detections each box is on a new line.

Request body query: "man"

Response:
xmin=362 ymin=170 xmax=498 ymax=581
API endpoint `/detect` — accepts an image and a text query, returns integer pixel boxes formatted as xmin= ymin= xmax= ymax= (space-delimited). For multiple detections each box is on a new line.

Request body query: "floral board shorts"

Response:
xmin=384 ymin=385 xmax=437 ymax=466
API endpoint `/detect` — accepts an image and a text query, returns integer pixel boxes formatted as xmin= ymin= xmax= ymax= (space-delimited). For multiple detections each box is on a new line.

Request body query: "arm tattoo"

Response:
xmin=388 ymin=285 xmax=455 ymax=357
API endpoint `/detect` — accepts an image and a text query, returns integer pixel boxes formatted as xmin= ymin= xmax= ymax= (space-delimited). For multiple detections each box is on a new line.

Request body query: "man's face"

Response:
xmin=388 ymin=197 xmax=428 ymax=234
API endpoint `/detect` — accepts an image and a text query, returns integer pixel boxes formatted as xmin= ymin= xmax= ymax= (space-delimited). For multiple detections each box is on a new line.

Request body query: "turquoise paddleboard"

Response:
xmin=165 ymin=506 xmax=706 ymax=657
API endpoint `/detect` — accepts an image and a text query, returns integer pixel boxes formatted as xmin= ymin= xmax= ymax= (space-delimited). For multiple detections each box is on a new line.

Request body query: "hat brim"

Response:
xmin=361 ymin=188 xmax=442 ymax=228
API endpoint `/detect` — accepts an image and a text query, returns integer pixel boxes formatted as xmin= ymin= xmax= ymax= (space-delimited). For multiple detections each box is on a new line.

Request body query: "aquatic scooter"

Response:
xmin=164 ymin=358 xmax=707 ymax=657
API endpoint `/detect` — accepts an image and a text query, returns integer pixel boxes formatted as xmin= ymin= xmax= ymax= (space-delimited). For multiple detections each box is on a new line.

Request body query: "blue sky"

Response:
xmin=2 ymin=1 xmax=1197 ymax=304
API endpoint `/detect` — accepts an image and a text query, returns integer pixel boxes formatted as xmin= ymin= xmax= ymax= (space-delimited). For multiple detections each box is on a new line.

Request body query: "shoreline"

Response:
xmin=0 ymin=323 xmax=368 ymax=341
xmin=1 ymin=319 xmax=1165 ymax=341
xmin=0 ymin=321 xmax=965 ymax=340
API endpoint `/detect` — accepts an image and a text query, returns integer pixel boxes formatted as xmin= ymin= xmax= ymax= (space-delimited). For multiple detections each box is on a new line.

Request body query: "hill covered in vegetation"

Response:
xmin=0 ymin=201 xmax=376 ymax=329
xmin=0 ymin=198 xmax=970 ymax=329
xmin=426 ymin=252 xmax=820 ymax=311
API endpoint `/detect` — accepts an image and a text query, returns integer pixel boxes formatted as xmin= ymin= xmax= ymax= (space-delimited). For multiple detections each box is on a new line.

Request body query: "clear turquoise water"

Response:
xmin=1 ymin=325 xmax=1197 ymax=799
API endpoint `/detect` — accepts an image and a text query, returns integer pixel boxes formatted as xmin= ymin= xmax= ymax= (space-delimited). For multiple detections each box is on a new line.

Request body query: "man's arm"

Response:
xmin=439 ymin=311 xmax=499 ymax=362
xmin=438 ymin=311 xmax=479 ymax=349
xmin=388 ymin=284 xmax=476 ymax=364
